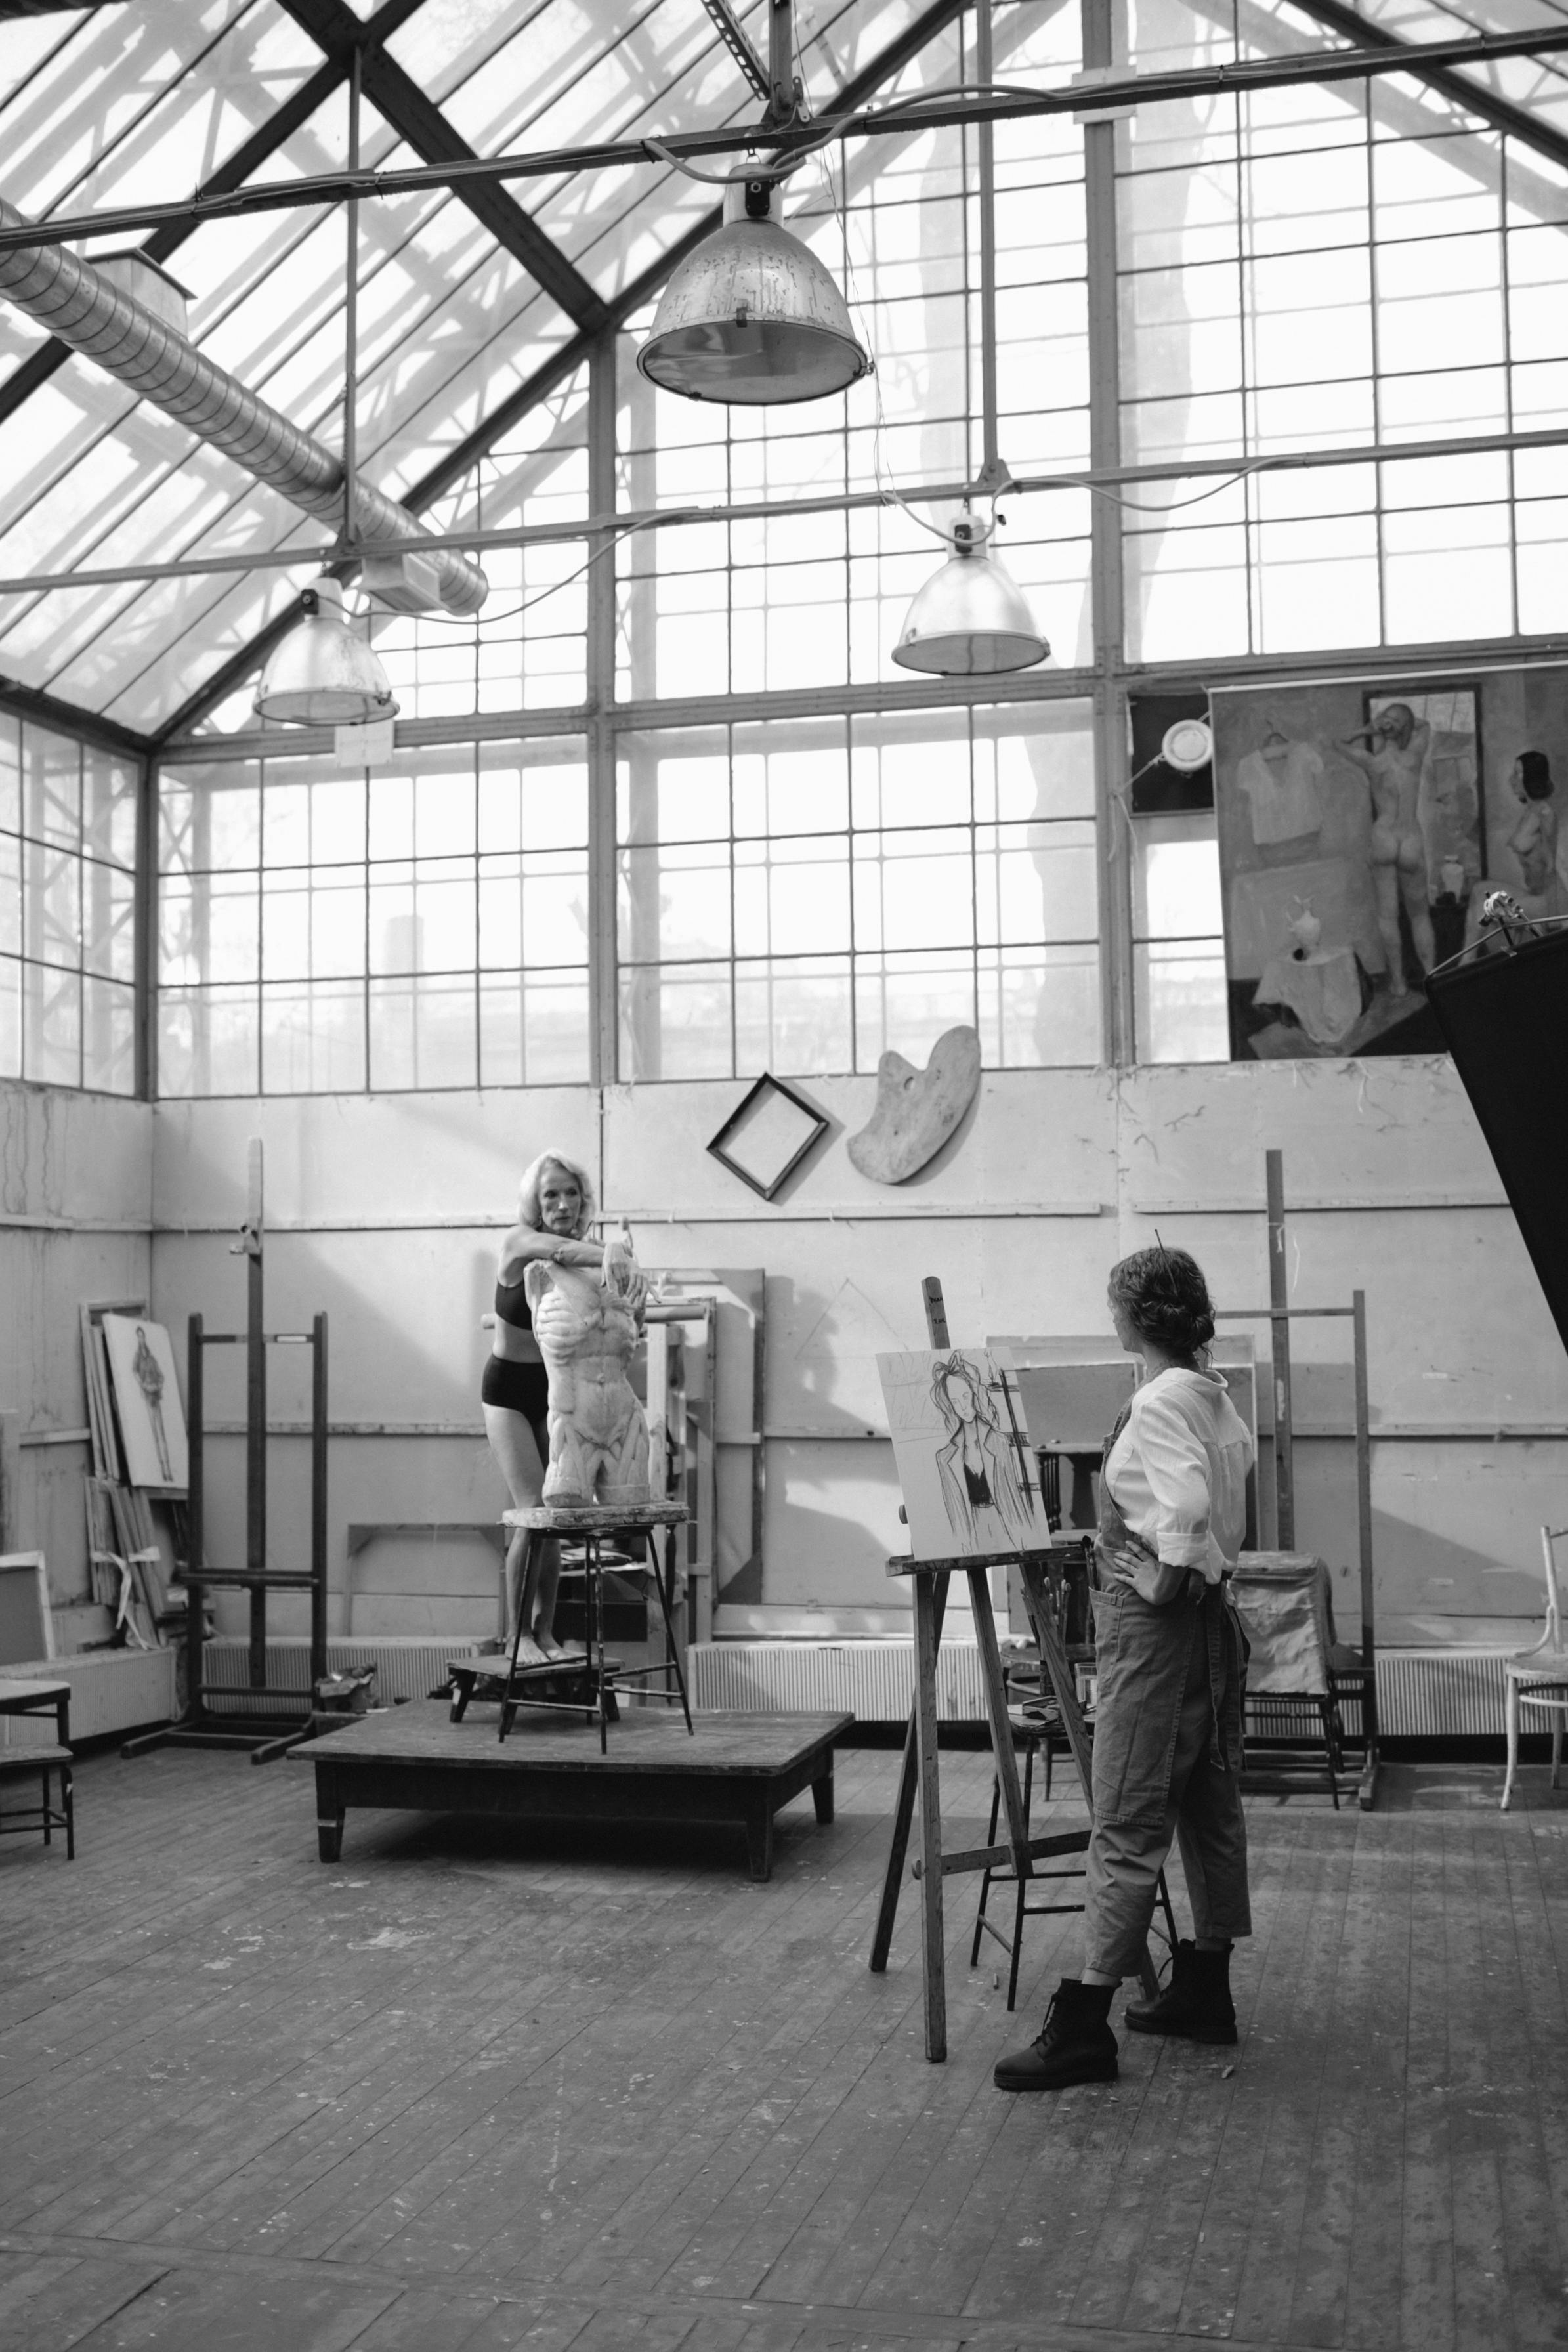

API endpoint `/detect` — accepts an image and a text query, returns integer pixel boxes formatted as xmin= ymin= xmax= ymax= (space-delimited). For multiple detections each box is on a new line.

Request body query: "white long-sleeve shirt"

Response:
xmin=1103 ymin=1365 xmax=1255 ymax=1586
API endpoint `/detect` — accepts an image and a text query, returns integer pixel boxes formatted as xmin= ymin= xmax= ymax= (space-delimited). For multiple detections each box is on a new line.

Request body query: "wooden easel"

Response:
xmin=868 ymin=1277 xmax=1156 ymax=2063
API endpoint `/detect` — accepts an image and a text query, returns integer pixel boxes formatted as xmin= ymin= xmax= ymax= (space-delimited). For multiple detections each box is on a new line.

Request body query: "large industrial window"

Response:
xmin=0 ymin=716 xmax=137 ymax=1094
xmin=617 ymin=701 xmax=1099 ymax=1080
xmin=1119 ymin=2 xmax=1568 ymax=662
xmin=157 ymin=738 xmax=590 ymax=1096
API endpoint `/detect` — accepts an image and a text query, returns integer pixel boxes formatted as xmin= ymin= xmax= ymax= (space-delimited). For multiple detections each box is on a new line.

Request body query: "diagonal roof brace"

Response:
xmin=0 ymin=193 xmax=488 ymax=610
xmin=698 ymin=0 xmax=770 ymax=102
xmin=1285 ymin=0 xmax=1568 ymax=171
xmin=277 ymin=0 xmax=609 ymax=331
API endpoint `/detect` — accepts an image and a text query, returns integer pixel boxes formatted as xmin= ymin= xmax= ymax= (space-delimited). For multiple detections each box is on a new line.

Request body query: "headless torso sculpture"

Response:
xmin=524 ymin=1237 xmax=652 ymax=1509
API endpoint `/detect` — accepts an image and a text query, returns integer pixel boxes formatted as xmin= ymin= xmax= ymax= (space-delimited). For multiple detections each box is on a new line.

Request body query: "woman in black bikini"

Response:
xmin=483 ymin=1150 xmax=620 ymax=1665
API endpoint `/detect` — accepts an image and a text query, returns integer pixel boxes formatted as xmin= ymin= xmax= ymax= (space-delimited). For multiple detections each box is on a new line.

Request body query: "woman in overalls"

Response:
xmin=995 ymin=1245 xmax=1256 ymax=2092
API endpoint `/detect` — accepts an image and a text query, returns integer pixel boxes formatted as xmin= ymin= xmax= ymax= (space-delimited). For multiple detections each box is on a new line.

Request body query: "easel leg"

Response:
xmin=969 ymin=1567 xmax=1032 ymax=1873
xmin=914 ymin=1571 xmax=947 ymax=2064
xmin=648 ymin=1521 xmax=694 ymax=1732
xmin=870 ymin=1572 xmax=948 ymax=1973
xmin=499 ymin=1531 xmax=539 ymax=1743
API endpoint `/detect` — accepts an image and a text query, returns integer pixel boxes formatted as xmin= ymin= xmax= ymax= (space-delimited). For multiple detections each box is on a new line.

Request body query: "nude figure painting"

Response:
xmin=1212 ymin=679 xmax=1487 ymax=1062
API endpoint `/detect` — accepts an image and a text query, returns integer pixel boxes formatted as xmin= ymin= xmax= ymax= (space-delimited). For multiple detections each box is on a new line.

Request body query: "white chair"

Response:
xmin=1501 ymin=1526 xmax=1568 ymax=1810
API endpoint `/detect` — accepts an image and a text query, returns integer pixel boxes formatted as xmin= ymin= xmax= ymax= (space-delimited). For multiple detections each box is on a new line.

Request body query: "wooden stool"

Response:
xmin=499 ymin=1502 xmax=692 ymax=1754
xmin=969 ymin=1705 xmax=1179 ymax=2010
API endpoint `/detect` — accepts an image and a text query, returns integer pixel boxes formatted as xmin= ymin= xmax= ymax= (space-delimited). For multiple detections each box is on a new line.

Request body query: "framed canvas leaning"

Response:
xmin=100 ymin=1315 xmax=188 ymax=1493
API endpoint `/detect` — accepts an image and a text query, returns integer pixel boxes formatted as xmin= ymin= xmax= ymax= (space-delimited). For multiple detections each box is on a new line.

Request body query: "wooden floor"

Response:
xmin=2 ymin=1734 xmax=1566 ymax=2352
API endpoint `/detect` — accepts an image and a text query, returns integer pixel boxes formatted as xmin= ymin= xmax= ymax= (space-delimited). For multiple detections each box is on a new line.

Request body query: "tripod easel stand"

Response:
xmin=868 ymin=1278 xmax=1158 ymax=2063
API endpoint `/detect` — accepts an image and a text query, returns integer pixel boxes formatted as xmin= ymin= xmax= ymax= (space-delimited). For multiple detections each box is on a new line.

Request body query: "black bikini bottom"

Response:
xmin=481 ymin=1356 xmax=549 ymax=1427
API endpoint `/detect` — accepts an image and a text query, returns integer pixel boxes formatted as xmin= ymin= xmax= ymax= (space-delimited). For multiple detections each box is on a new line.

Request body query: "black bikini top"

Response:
xmin=494 ymin=1269 xmax=533 ymax=1331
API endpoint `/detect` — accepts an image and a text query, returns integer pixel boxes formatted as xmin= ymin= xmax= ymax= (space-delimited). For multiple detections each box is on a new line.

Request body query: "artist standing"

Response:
xmin=995 ymin=1245 xmax=1256 ymax=2091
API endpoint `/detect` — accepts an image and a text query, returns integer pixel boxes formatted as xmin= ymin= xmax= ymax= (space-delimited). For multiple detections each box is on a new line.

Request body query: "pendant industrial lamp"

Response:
xmin=253 ymin=47 xmax=398 ymax=728
xmin=637 ymin=1 xmax=870 ymax=404
xmin=252 ymin=574 xmax=398 ymax=726
xmin=891 ymin=8 xmax=1049 ymax=676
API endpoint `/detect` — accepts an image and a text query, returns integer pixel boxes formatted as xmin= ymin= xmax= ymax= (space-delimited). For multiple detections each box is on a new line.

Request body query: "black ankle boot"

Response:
xmin=993 ymin=1978 xmax=1118 ymax=2091
xmin=1124 ymin=1940 xmax=1237 ymax=2044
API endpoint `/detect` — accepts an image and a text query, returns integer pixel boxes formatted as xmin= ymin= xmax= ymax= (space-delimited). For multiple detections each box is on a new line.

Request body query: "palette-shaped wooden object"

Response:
xmin=847 ymin=1025 xmax=981 ymax=1184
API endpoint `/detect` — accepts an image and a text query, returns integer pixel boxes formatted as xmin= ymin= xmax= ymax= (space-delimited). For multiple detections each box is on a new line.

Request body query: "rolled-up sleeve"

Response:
xmin=1130 ymin=1389 xmax=1212 ymax=1566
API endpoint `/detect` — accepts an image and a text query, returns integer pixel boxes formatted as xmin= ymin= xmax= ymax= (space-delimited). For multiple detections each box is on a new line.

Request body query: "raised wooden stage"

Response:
xmin=291 ymin=1703 xmax=851 ymax=1879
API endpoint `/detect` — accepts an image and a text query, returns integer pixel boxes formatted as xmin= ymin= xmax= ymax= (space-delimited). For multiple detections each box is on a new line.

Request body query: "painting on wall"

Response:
xmin=1214 ymin=667 xmax=1568 ymax=1060
xmin=101 ymin=1315 xmax=188 ymax=1493
xmin=876 ymin=1347 xmax=1050 ymax=1562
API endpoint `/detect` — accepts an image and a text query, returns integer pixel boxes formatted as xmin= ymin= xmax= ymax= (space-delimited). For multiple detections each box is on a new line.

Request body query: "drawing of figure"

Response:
xmin=132 ymin=1323 xmax=174 ymax=1484
xmin=931 ymin=1353 xmax=1036 ymax=1552
xmin=1331 ymin=702 xmax=1436 ymax=993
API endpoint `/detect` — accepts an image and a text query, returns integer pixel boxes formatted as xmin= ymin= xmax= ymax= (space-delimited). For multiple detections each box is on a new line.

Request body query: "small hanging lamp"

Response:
xmin=891 ymin=516 xmax=1049 ymax=675
xmin=253 ymin=576 xmax=398 ymax=727
xmin=637 ymin=176 xmax=870 ymax=405
xmin=887 ymin=2 xmax=1048 ymax=677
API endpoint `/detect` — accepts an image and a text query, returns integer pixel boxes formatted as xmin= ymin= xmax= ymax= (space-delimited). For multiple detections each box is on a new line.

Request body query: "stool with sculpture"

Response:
xmin=488 ymin=1234 xmax=693 ymax=1753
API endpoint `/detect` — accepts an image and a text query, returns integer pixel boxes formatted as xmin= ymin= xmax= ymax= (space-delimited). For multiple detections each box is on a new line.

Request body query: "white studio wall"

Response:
xmin=143 ymin=1056 xmax=1565 ymax=1656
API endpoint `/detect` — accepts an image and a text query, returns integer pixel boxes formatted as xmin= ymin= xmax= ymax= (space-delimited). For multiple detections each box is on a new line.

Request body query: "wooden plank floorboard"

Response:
xmin=5 ymin=1749 xmax=1568 ymax=2352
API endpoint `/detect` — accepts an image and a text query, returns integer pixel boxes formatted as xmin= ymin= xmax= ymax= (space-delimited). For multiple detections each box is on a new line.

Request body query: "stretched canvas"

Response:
xmin=101 ymin=1315 xmax=188 ymax=1492
xmin=877 ymin=1347 xmax=1049 ymax=1561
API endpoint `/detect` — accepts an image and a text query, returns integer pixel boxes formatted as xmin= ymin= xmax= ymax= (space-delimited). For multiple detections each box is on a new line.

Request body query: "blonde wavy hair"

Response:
xmin=517 ymin=1150 xmax=596 ymax=1239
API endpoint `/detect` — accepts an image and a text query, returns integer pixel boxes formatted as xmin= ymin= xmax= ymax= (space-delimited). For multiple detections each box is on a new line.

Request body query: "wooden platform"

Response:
xmin=3 ymin=1742 xmax=1568 ymax=2352
xmin=290 ymin=1703 xmax=849 ymax=1879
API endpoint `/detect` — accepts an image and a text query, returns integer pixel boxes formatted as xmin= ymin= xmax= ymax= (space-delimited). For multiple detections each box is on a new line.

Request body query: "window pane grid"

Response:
xmin=616 ymin=705 xmax=1099 ymax=1082
xmin=0 ymin=712 xmax=136 ymax=1094
xmin=157 ymin=742 xmax=590 ymax=1096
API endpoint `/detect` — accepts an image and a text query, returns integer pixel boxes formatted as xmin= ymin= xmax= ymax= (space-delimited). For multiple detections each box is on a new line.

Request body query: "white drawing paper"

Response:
xmin=877 ymin=1346 xmax=1049 ymax=1561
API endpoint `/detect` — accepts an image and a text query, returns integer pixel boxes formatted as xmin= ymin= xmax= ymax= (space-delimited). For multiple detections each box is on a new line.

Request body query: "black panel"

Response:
xmin=1427 ymin=930 xmax=1568 ymax=1358
xmin=1129 ymin=691 xmax=1213 ymax=812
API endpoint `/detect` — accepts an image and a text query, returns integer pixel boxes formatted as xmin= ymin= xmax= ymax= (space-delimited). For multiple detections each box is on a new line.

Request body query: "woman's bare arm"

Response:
xmin=497 ymin=1223 xmax=610 ymax=1282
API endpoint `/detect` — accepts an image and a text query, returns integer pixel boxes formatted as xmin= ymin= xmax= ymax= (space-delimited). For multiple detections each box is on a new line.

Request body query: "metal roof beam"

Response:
xmin=277 ymin=0 xmax=608 ymax=331
xmin=1284 ymin=0 xmax=1568 ymax=171
xmin=0 ymin=672 xmax=151 ymax=758
xmin=0 ymin=0 xmax=429 ymax=434
xmin=11 ymin=18 xmax=1568 ymax=249
xmin=698 ymin=0 xmax=770 ymax=102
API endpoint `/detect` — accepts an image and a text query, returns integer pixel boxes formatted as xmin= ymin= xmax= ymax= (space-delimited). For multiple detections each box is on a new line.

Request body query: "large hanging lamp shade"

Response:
xmin=891 ymin=519 xmax=1049 ymax=675
xmin=253 ymin=576 xmax=399 ymax=726
xmin=637 ymin=182 xmax=870 ymax=406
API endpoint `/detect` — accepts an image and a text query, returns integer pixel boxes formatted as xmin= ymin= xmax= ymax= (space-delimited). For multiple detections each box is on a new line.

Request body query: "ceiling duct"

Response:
xmin=0 ymin=195 xmax=487 ymax=614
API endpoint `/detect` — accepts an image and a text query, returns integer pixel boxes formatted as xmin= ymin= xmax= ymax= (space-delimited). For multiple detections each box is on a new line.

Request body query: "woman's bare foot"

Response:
xmin=513 ymin=1633 xmax=552 ymax=1669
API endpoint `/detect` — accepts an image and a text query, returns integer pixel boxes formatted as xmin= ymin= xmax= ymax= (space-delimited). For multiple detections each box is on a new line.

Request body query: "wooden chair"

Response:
xmin=1501 ymin=1525 xmax=1568 ymax=1811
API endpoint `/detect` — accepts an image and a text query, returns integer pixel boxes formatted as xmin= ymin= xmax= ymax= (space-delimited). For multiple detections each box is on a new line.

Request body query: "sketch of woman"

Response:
xmin=133 ymin=1324 xmax=175 ymax=1485
xmin=931 ymin=1353 xmax=1036 ymax=1552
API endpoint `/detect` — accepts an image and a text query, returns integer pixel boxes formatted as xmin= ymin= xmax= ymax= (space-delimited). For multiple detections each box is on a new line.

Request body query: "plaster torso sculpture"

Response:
xmin=525 ymin=1242 xmax=652 ymax=1508
xmin=847 ymin=1023 xmax=981 ymax=1184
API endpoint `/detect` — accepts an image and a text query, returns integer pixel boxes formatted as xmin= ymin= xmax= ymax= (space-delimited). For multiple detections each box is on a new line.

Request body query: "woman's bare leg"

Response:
xmin=483 ymin=1402 xmax=557 ymax=1665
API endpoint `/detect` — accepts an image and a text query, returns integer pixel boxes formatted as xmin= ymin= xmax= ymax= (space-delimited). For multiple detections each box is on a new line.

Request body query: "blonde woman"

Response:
xmin=482 ymin=1150 xmax=624 ymax=1665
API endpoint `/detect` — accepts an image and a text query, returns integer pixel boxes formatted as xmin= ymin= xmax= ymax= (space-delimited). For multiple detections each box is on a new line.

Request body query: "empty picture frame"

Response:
xmin=0 ymin=1552 xmax=53 ymax=1666
xmin=706 ymin=1073 xmax=829 ymax=1201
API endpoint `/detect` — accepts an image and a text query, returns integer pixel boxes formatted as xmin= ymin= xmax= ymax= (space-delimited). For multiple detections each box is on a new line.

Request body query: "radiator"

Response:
xmin=1375 ymin=1646 xmax=1512 ymax=1738
xmin=689 ymin=1638 xmax=1522 ymax=1738
xmin=689 ymin=1638 xmax=990 ymax=1719
xmin=202 ymin=1636 xmax=486 ymax=1710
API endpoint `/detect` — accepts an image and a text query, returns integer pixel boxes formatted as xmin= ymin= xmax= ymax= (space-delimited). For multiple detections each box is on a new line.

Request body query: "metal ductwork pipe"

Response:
xmin=0 ymin=196 xmax=488 ymax=614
